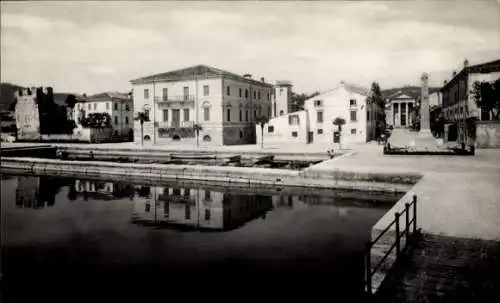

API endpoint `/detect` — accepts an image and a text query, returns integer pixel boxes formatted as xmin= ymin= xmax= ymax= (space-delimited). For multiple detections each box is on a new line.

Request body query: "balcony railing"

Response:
xmin=155 ymin=95 xmax=195 ymax=108
xmin=158 ymin=121 xmax=194 ymax=129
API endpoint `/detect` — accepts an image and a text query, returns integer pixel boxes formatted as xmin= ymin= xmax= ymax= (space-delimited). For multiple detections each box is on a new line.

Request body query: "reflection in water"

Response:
xmin=2 ymin=174 xmax=398 ymax=302
xmin=15 ymin=176 xmax=65 ymax=209
xmin=130 ymin=186 xmax=274 ymax=231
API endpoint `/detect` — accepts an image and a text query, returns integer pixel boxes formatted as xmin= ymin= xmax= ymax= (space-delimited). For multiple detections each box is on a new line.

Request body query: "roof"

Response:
xmin=77 ymin=92 xmax=130 ymax=103
xmin=442 ymin=58 xmax=500 ymax=90
xmin=130 ymin=64 xmax=273 ymax=87
xmin=304 ymin=81 xmax=369 ymax=103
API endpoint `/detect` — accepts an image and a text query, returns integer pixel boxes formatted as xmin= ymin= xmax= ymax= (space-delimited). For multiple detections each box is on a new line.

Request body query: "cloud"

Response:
xmin=1 ymin=1 xmax=499 ymax=94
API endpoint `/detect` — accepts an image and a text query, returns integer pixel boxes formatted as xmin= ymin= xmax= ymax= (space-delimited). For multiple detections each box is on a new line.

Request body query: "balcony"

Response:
xmin=155 ymin=95 xmax=195 ymax=108
xmin=158 ymin=121 xmax=194 ymax=128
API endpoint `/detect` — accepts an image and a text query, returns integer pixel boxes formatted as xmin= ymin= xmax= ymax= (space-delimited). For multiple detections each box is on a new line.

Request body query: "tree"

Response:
xmin=255 ymin=115 xmax=270 ymax=148
xmin=291 ymin=91 xmax=320 ymax=112
xmin=368 ymin=82 xmax=386 ymax=138
xmin=333 ymin=117 xmax=346 ymax=132
xmin=64 ymin=94 xmax=77 ymax=109
xmin=471 ymin=79 xmax=500 ymax=120
xmin=80 ymin=112 xmax=111 ymax=128
xmin=134 ymin=111 xmax=150 ymax=145
xmin=193 ymin=123 xmax=203 ymax=147
xmin=333 ymin=117 xmax=346 ymax=148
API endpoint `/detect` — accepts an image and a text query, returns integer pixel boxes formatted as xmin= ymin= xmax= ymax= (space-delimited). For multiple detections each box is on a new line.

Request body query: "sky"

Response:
xmin=1 ymin=0 xmax=499 ymax=95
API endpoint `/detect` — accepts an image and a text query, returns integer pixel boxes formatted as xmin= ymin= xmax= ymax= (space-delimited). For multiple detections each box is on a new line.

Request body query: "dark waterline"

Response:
xmin=1 ymin=174 xmax=401 ymax=301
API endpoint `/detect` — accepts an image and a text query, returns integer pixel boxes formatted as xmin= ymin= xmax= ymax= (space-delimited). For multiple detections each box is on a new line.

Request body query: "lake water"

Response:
xmin=1 ymin=173 xmax=401 ymax=301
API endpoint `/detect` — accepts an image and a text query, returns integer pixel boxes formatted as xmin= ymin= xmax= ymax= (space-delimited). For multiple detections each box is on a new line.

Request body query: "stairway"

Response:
xmin=375 ymin=234 xmax=500 ymax=303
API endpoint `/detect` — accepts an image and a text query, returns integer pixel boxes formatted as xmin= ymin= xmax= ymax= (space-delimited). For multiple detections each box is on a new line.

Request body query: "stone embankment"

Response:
xmin=0 ymin=157 xmax=421 ymax=193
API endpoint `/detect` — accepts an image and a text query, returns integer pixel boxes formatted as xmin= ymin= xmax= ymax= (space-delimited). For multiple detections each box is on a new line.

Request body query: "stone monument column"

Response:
xmin=419 ymin=72 xmax=433 ymax=138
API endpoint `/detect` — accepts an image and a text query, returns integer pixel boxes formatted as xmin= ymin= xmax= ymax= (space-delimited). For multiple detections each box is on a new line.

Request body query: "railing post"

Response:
xmin=365 ymin=242 xmax=372 ymax=295
xmin=405 ymin=202 xmax=410 ymax=242
xmin=413 ymin=195 xmax=417 ymax=233
xmin=395 ymin=212 xmax=400 ymax=256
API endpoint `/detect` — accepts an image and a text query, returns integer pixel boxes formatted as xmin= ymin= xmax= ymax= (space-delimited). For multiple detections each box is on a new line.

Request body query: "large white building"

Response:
xmin=257 ymin=81 xmax=384 ymax=146
xmin=130 ymin=65 xmax=290 ymax=146
xmin=74 ymin=92 xmax=134 ymax=141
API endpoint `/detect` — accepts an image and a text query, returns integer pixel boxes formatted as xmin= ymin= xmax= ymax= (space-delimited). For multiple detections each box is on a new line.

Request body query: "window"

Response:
xmin=267 ymin=92 xmax=270 ymax=101
xmin=226 ymin=86 xmax=231 ymax=96
xmin=258 ymin=91 xmax=261 ymax=99
xmin=288 ymin=115 xmax=299 ymax=125
xmin=239 ymin=88 xmax=242 ymax=97
xmin=204 ymin=190 xmax=211 ymax=200
xmin=314 ymin=100 xmax=322 ymax=107
xmin=245 ymin=110 xmax=249 ymax=121
xmin=350 ymin=110 xmax=357 ymax=121
xmin=367 ymin=111 xmax=370 ymax=121
xmin=114 ymin=130 xmax=118 ymax=136
xmin=350 ymin=99 xmax=356 ymax=106
xmin=88 ymin=103 xmax=91 ymax=110
xmin=227 ymin=108 xmax=231 ymax=122
xmin=205 ymin=209 xmax=211 ymax=221
xmin=183 ymin=87 xmax=189 ymax=100
xmin=317 ymin=129 xmax=323 ymax=134
xmin=114 ymin=116 xmax=118 ymax=125
xmin=144 ymin=109 xmax=150 ymax=120
xmin=317 ymin=111 xmax=324 ymax=123
xmin=253 ymin=91 xmax=256 ymax=99
xmin=254 ymin=110 xmax=257 ymax=119
xmin=351 ymin=128 xmax=356 ymax=134
xmin=125 ymin=117 xmax=129 ymax=124
xmin=245 ymin=89 xmax=249 ymax=98
xmin=114 ymin=102 xmax=118 ymax=110
xmin=239 ymin=130 xmax=243 ymax=138
xmin=239 ymin=110 xmax=242 ymax=122
xmin=163 ymin=88 xmax=168 ymax=101
xmin=268 ymin=126 xmax=274 ymax=133
xmin=292 ymin=131 xmax=298 ymax=137
xmin=203 ymin=85 xmax=209 ymax=96
xmin=125 ymin=104 xmax=130 ymax=111
xmin=163 ymin=109 xmax=168 ymax=121
xmin=280 ymin=110 xmax=284 ymax=116
xmin=93 ymin=103 xmax=97 ymax=110
xmin=106 ymin=102 xmax=110 ymax=110
xmin=204 ymin=108 xmax=210 ymax=121
xmin=183 ymin=108 xmax=190 ymax=121
xmin=144 ymin=89 xmax=149 ymax=99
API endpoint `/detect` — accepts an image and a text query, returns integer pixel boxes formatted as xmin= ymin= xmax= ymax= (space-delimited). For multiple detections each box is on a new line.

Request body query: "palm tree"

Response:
xmin=333 ymin=117 xmax=346 ymax=147
xmin=134 ymin=112 xmax=149 ymax=145
xmin=193 ymin=123 xmax=203 ymax=147
xmin=255 ymin=115 xmax=270 ymax=148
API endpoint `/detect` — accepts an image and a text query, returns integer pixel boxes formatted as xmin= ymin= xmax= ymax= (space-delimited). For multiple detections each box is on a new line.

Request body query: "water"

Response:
xmin=1 ymin=173 xmax=401 ymax=301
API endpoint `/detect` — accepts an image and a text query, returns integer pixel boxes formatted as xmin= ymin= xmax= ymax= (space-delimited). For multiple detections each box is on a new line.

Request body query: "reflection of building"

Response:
xmin=71 ymin=179 xmax=135 ymax=200
xmin=131 ymin=186 xmax=273 ymax=231
xmin=15 ymin=176 xmax=60 ymax=208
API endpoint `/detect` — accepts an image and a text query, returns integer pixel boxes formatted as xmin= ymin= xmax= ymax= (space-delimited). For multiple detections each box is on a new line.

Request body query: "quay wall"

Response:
xmin=0 ymin=157 xmax=418 ymax=193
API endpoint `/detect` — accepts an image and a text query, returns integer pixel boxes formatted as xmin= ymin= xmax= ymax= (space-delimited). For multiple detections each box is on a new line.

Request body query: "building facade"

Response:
xmin=73 ymin=92 xmax=134 ymax=141
xmin=130 ymin=65 xmax=275 ymax=146
xmin=384 ymin=91 xmax=416 ymax=128
xmin=441 ymin=59 xmax=500 ymax=146
xmin=257 ymin=81 xmax=384 ymax=146
xmin=14 ymin=87 xmax=46 ymax=140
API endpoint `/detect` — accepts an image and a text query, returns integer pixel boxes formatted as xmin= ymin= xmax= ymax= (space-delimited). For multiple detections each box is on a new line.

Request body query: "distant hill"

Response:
xmin=381 ymin=86 xmax=441 ymax=100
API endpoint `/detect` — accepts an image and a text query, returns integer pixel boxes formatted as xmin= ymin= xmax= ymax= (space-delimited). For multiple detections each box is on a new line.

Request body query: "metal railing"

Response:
xmin=364 ymin=194 xmax=420 ymax=296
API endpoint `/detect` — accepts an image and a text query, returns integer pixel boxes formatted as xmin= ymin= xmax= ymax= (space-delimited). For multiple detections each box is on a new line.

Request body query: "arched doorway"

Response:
xmin=172 ymin=135 xmax=181 ymax=141
xmin=203 ymin=135 xmax=211 ymax=142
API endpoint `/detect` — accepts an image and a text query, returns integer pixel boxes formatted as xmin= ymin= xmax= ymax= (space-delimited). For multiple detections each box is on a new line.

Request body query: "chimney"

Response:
xmin=452 ymin=70 xmax=457 ymax=77
xmin=243 ymin=74 xmax=252 ymax=79
xmin=260 ymin=77 xmax=265 ymax=83
xmin=464 ymin=59 xmax=469 ymax=68
xmin=82 ymin=93 xmax=87 ymax=98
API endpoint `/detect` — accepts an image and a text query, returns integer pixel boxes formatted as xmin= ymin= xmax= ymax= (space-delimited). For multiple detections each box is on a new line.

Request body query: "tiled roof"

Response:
xmin=130 ymin=64 xmax=273 ymax=87
xmin=78 ymin=92 xmax=130 ymax=102
xmin=342 ymin=82 xmax=370 ymax=96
